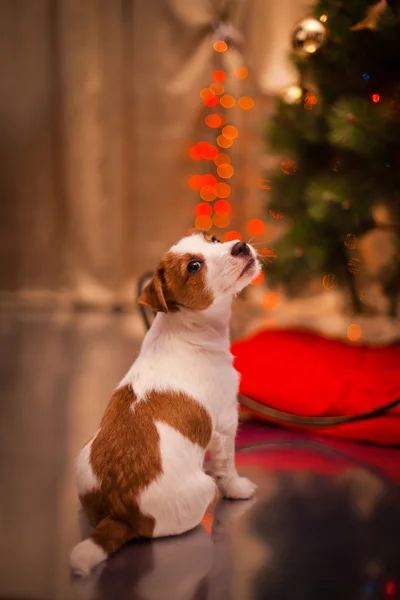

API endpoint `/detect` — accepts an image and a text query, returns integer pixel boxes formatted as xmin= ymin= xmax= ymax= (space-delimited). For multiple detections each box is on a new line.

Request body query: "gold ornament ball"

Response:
xmin=291 ymin=17 xmax=327 ymax=57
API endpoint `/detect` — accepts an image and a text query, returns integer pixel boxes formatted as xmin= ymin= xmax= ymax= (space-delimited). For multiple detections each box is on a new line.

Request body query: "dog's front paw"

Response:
xmin=219 ymin=475 xmax=257 ymax=500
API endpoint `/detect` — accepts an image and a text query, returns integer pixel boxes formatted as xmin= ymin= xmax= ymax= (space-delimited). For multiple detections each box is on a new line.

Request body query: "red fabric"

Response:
xmin=231 ymin=329 xmax=400 ymax=446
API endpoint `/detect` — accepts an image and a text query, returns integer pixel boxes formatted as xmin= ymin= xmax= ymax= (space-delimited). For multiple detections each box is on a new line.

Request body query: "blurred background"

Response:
xmin=0 ymin=0 xmax=301 ymax=312
xmin=1 ymin=0 xmax=399 ymax=343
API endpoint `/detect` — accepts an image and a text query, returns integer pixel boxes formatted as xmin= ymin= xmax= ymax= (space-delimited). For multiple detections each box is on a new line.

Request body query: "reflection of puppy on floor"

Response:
xmin=71 ymin=231 xmax=259 ymax=576
xmin=249 ymin=472 xmax=400 ymax=600
xmin=72 ymin=498 xmax=255 ymax=600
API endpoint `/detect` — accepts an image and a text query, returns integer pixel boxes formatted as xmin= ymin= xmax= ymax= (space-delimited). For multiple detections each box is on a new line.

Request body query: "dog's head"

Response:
xmin=138 ymin=230 xmax=261 ymax=313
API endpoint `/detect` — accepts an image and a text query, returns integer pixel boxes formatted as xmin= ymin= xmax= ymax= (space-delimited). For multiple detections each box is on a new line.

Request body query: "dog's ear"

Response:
xmin=138 ymin=268 xmax=169 ymax=313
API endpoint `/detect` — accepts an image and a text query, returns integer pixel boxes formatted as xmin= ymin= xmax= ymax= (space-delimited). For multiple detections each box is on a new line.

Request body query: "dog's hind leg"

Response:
xmin=139 ymin=470 xmax=217 ymax=538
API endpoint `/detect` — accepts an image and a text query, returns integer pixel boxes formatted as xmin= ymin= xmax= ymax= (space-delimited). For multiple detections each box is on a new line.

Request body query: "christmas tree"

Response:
xmin=264 ymin=0 xmax=400 ymax=316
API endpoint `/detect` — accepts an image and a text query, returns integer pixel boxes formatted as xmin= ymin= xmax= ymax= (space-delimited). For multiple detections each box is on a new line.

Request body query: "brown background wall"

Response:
xmin=0 ymin=0 xmax=309 ymax=306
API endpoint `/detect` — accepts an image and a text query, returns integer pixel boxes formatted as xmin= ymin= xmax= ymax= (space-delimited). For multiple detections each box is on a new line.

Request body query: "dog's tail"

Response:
xmin=70 ymin=517 xmax=133 ymax=576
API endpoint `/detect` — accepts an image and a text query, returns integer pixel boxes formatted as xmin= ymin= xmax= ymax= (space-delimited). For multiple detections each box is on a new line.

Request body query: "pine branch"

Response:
xmin=347 ymin=113 xmax=388 ymax=140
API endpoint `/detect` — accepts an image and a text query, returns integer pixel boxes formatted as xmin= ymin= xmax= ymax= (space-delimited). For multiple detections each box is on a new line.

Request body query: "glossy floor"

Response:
xmin=1 ymin=309 xmax=399 ymax=600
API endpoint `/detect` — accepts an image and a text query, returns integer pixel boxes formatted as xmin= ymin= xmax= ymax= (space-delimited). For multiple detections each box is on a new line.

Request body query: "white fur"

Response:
xmin=75 ymin=434 xmax=100 ymax=496
xmin=73 ymin=233 xmax=259 ymax=573
xmin=70 ymin=538 xmax=107 ymax=576
xmin=138 ymin=421 xmax=217 ymax=537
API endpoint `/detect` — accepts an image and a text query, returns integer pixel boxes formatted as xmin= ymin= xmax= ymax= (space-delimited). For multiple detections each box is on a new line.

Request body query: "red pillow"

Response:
xmin=231 ymin=329 xmax=400 ymax=446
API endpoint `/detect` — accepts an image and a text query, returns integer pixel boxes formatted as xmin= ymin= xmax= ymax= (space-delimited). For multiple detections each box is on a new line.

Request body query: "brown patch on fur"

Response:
xmin=80 ymin=385 xmax=212 ymax=555
xmin=138 ymin=251 xmax=213 ymax=312
xmin=186 ymin=228 xmax=221 ymax=244
xmin=161 ymin=252 xmax=213 ymax=310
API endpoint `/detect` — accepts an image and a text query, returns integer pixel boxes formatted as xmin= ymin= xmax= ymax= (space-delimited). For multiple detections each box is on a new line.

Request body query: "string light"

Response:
xmin=222 ymin=125 xmax=238 ymax=140
xmin=251 ymin=271 xmax=264 ymax=285
xmin=212 ymin=70 xmax=226 ymax=82
xmin=217 ymin=164 xmax=234 ymax=179
xmin=214 ymin=153 xmax=231 ymax=166
xmin=372 ymin=93 xmax=380 ymax=103
xmin=239 ymin=96 xmax=254 ymax=110
xmin=220 ymin=95 xmax=236 ymax=108
xmin=202 ymin=174 xmax=217 ymax=186
xmin=213 ymin=40 xmax=227 ymax=52
xmin=195 ymin=202 xmax=213 ymax=216
xmin=248 ymin=218 xmax=265 ymax=236
xmin=282 ymin=85 xmax=303 ymax=104
xmin=189 ymin=145 xmax=202 ymax=160
xmin=213 ymin=213 xmax=230 ymax=228
xmin=203 ymin=94 xmax=218 ymax=107
xmin=200 ymin=87 xmax=214 ymax=100
xmin=234 ymin=66 xmax=248 ymax=79
xmin=195 ymin=215 xmax=213 ymax=230
xmin=205 ymin=114 xmax=223 ymax=128
xmin=189 ymin=142 xmax=218 ymax=160
xmin=200 ymin=186 xmax=217 ymax=202
xmin=188 ymin=175 xmax=203 ymax=190
xmin=263 ymin=292 xmax=279 ymax=310
xmin=214 ymin=199 xmax=231 ymax=215
xmin=347 ymin=323 xmax=361 ymax=342
xmin=217 ymin=135 xmax=233 ymax=148
xmin=215 ymin=182 xmax=231 ymax=198
xmin=190 ymin=37 xmax=254 ymax=249
xmin=304 ymin=91 xmax=318 ymax=111
xmin=210 ymin=82 xmax=225 ymax=95
xmin=224 ymin=230 xmax=242 ymax=242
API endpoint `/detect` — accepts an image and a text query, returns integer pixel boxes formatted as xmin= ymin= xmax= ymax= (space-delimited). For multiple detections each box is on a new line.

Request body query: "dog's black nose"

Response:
xmin=231 ymin=241 xmax=250 ymax=256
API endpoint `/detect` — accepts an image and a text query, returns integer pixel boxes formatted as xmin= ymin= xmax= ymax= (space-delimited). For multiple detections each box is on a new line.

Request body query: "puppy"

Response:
xmin=70 ymin=229 xmax=260 ymax=576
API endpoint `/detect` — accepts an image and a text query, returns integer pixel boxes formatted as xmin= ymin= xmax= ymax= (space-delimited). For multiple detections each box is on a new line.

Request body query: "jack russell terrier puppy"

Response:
xmin=70 ymin=229 xmax=260 ymax=576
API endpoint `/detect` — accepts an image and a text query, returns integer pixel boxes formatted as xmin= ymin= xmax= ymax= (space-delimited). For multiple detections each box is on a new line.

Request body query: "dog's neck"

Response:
xmin=142 ymin=296 xmax=233 ymax=353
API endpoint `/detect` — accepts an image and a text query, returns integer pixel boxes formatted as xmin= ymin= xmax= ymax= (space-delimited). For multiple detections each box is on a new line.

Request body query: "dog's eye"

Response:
xmin=211 ymin=236 xmax=221 ymax=244
xmin=187 ymin=260 xmax=202 ymax=274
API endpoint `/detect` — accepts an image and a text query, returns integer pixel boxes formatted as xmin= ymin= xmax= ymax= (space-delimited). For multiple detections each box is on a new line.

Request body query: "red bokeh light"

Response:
xmin=263 ymin=292 xmax=279 ymax=310
xmin=202 ymin=174 xmax=217 ymax=187
xmin=195 ymin=202 xmax=213 ymax=217
xmin=200 ymin=186 xmax=217 ymax=202
xmin=251 ymin=271 xmax=264 ymax=285
xmin=205 ymin=114 xmax=223 ymax=128
xmin=189 ymin=142 xmax=218 ymax=160
xmin=188 ymin=175 xmax=203 ymax=190
xmin=213 ymin=213 xmax=230 ymax=228
xmin=212 ymin=70 xmax=226 ymax=82
xmin=195 ymin=215 xmax=212 ymax=231
xmin=214 ymin=199 xmax=231 ymax=215
xmin=239 ymin=96 xmax=254 ymax=110
xmin=203 ymin=94 xmax=218 ymax=107
xmin=248 ymin=218 xmax=265 ymax=236
xmin=372 ymin=93 xmax=380 ymax=103
xmin=224 ymin=230 xmax=242 ymax=242
xmin=214 ymin=40 xmax=227 ymax=52
xmin=385 ymin=581 xmax=396 ymax=596
xmin=215 ymin=182 xmax=231 ymax=198
xmin=234 ymin=66 xmax=248 ymax=79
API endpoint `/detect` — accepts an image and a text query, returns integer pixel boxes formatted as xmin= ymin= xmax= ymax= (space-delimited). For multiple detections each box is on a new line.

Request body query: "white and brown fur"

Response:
xmin=70 ymin=230 xmax=260 ymax=576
